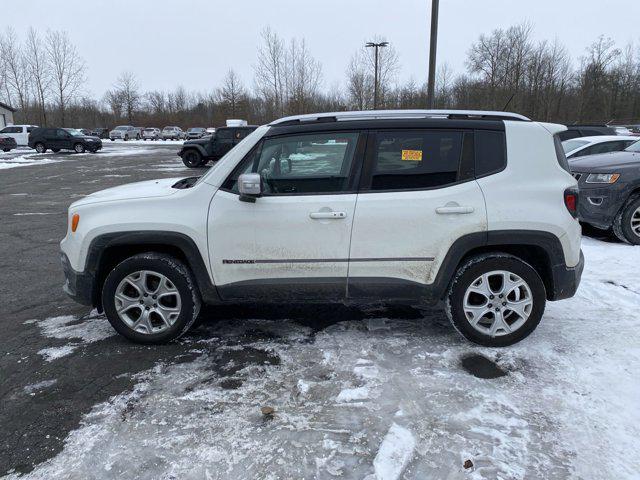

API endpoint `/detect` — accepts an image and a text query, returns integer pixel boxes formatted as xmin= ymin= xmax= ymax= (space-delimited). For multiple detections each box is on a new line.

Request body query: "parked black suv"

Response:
xmin=28 ymin=128 xmax=103 ymax=154
xmin=559 ymin=124 xmax=617 ymax=141
xmin=178 ymin=125 xmax=257 ymax=167
xmin=569 ymin=139 xmax=640 ymax=244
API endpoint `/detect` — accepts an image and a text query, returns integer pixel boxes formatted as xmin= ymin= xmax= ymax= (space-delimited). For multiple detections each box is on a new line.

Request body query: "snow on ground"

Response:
xmin=0 ymin=154 xmax=62 ymax=170
xmin=27 ymin=314 xmax=116 ymax=362
xmin=12 ymin=237 xmax=640 ymax=479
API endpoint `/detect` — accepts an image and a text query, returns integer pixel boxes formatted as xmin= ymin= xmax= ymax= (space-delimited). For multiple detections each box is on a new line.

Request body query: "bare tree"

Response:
xmin=283 ymin=38 xmax=322 ymax=114
xmin=24 ymin=28 xmax=51 ymax=125
xmin=46 ymin=29 xmax=85 ymax=125
xmin=217 ymin=69 xmax=245 ymax=117
xmin=113 ymin=71 xmax=140 ymax=123
xmin=254 ymin=27 xmax=286 ymax=117
xmin=0 ymin=28 xmax=30 ymax=112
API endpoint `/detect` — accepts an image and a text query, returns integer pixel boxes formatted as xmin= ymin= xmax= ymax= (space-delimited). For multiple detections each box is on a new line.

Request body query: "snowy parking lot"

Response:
xmin=1 ymin=143 xmax=639 ymax=479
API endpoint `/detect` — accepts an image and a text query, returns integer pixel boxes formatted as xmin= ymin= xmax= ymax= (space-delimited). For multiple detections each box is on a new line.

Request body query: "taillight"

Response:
xmin=564 ymin=188 xmax=578 ymax=218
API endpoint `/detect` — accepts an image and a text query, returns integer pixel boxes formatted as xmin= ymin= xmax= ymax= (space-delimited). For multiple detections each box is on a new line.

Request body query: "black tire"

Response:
xmin=136 ymin=134 xmax=140 ymax=140
xmin=182 ymin=149 xmax=203 ymax=168
xmin=3 ymin=148 xmax=10 ymax=152
xmin=102 ymin=253 xmax=201 ymax=344
xmin=612 ymin=195 xmax=640 ymax=245
xmin=51 ymin=148 xmax=60 ymax=153
xmin=74 ymin=143 xmax=85 ymax=153
xmin=124 ymin=135 xmax=129 ymax=141
xmin=35 ymin=142 xmax=46 ymax=154
xmin=445 ymin=254 xmax=546 ymax=347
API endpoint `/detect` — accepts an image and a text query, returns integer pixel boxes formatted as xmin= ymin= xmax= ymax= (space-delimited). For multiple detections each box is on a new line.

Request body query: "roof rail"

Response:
xmin=270 ymin=109 xmax=531 ymax=126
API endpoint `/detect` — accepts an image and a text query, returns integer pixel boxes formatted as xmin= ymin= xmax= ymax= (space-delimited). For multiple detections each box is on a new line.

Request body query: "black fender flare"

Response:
xmin=87 ymin=231 xmax=219 ymax=306
xmin=178 ymin=144 xmax=208 ymax=159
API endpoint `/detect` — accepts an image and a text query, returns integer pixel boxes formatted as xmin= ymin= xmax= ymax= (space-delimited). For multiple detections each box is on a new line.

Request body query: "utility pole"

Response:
xmin=366 ymin=41 xmax=388 ymax=109
xmin=426 ymin=0 xmax=439 ymax=109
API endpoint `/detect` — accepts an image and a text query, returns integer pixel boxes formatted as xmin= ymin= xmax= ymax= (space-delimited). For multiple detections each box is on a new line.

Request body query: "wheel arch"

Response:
xmin=88 ymin=231 xmax=219 ymax=310
xmin=433 ymin=230 xmax=571 ymax=302
xmin=180 ymin=145 xmax=207 ymax=158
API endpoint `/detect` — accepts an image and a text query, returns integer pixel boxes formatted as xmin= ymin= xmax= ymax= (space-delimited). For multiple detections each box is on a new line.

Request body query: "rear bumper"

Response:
xmin=61 ymin=252 xmax=96 ymax=306
xmin=549 ymin=249 xmax=584 ymax=300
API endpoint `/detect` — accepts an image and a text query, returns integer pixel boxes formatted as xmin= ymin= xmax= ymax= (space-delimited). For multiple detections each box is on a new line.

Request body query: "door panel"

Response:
xmin=348 ymin=182 xmax=486 ymax=296
xmin=208 ymin=190 xmax=357 ymax=300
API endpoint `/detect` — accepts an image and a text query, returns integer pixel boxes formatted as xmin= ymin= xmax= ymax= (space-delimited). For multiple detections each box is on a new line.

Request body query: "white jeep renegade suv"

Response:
xmin=60 ymin=110 xmax=584 ymax=347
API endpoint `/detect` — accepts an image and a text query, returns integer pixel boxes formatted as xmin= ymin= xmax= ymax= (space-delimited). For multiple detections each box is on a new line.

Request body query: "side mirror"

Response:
xmin=238 ymin=173 xmax=262 ymax=203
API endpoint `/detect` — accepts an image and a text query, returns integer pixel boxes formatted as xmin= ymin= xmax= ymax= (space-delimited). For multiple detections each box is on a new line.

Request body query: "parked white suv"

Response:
xmin=0 ymin=124 xmax=38 ymax=146
xmin=109 ymin=125 xmax=140 ymax=141
xmin=60 ymin=110 xmax=584 ymax=347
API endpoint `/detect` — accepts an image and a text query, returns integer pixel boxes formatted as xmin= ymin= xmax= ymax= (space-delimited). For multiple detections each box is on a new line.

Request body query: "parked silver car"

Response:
xmin=109 ymin=125 xmax=140 ymax=141
xmin=186 ymin=127 xmax=207 ymax=139
xmin=142 ymin=127 xmax=162 ymax=140
xmin=162 ymin=126 xmax=185 ymax=140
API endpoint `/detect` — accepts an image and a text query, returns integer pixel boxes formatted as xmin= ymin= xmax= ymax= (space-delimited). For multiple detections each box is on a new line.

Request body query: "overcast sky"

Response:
xmin=4 ymin=0 xmax=639 ymax=97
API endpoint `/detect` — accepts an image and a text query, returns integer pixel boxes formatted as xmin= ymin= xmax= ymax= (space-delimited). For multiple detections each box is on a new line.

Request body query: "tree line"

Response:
xmin=1 ymin=23 xmax=639 ymax=129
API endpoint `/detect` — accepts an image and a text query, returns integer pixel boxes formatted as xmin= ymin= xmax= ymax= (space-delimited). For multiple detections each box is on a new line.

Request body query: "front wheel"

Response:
xmin=102 ymin=253 xmax=201 ymax=344
xmin=445 ymin=254 xmax=546 ymax=347
xmin=124 ymin=135 xmax=129 ymax=141
xmin=613 ymin=196 xmax=640 ymax=245
xmin=182 ymin=150 xmax=203 ymax=168
xmin=35 ymin=142 xmax=46 ymax=153
xmin=74 ymin=143 xmax=85 ymax=153
xmin=3 ymin=148 xmax=11 ymax=152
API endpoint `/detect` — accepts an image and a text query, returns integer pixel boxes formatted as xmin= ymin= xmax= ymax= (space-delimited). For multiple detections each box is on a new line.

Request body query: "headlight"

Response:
xmin=585 ymin=173 xmax=620 ymax=184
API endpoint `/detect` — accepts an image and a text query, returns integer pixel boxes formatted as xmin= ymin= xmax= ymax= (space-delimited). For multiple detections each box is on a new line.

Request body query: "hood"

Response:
xmin=184 ymin=137 xmax=211 ymax=146
xmin=569 ymin=151 xmax=640 ymax=172
xmin=72 ymin=177 xmax=185 ymax=207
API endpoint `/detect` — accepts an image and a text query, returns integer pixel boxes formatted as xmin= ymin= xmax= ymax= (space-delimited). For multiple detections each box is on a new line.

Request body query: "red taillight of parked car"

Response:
xmin=564 ymin=189 xmax=579 ymax=218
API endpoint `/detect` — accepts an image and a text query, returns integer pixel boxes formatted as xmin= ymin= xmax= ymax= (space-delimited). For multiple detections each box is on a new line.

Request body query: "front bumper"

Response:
xmin=61 ymin=252 xmax=96 ymax=306
xmin=549 ymin=250 xmax=584 ymax=300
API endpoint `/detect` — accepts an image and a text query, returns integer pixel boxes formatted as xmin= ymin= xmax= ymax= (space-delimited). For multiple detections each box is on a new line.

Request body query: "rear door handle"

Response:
xmin=309 ymin=211 xmax=347 ymax=219
xmin=435 ymin=205 xmax=474 ymax=214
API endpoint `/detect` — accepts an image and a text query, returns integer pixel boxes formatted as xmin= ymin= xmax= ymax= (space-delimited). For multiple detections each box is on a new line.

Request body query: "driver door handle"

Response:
xmin=435 ymin=205 xmax=474 ymax=214
xmin=309 ymin=211 xmax=347 ymax=220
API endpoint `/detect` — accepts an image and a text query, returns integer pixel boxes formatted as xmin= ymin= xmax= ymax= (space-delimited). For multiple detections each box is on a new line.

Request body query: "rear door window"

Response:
xmin=367 ymin=130 xmax=467 ymax=191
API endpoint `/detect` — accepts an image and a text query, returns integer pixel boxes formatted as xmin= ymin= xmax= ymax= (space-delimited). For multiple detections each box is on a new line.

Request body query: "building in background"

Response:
xmin=0 ymin=102 xmax=16 ymax=128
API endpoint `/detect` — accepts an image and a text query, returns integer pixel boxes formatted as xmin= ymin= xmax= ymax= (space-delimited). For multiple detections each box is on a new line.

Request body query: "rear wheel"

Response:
xmin=74 ymin=143 xmax=85 ymax=153
xmin=102 ymin=253 xmax=201 ymax=344
xmin=613 ymin=196 xmax=640 ymax=245
xmin=35 ymin=142 xmax=46 ymax=153
xmin=182 ymin=150 xmax=203 ymax=168
xmin=446 ymin=254 xmax=546 ymax=347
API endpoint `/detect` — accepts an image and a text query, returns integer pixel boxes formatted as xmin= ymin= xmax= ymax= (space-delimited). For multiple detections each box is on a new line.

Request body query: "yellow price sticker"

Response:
xmin=401 ymin=149 xmax=422 ymax=161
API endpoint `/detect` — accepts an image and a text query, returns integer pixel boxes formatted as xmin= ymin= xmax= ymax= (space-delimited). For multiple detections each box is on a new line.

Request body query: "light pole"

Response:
xmin=365 ymin=41 xmax=388 ymax=110
xmin=426 ymin=0 xmax=439 ymax=109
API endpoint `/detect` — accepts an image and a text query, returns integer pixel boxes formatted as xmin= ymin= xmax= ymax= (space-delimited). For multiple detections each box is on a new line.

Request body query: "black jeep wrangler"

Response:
xmin=178 ymin=125 xmax=257 ymax=167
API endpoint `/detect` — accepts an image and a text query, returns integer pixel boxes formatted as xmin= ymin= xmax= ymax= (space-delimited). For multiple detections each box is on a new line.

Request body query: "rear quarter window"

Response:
xmin=474 ymin=130 xmax=506 ymax=177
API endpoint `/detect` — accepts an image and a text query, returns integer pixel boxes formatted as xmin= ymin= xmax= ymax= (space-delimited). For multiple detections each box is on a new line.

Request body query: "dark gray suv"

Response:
xmin=569 ymin=140 xmax=640 ymax=244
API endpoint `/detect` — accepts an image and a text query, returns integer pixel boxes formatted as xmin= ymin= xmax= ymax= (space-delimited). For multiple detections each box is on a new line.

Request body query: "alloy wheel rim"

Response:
xmin=75 ymin=144 xmax=83 ymax=153
xmin=631 ymin=206 xmax=640 ymax=237
xmin=463 ymin=270 xmax=533 ymax=337
xmin=114 ymin=270 xmax=182 ymax=334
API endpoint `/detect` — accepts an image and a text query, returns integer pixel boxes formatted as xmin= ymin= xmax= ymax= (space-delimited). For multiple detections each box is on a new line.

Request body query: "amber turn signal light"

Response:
xmin=71 ymin=213 xmax=80 ymax=232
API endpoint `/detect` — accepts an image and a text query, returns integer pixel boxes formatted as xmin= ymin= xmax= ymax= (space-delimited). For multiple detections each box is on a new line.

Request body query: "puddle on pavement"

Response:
xmin=460 ymin=354 xmax=508 ymax=379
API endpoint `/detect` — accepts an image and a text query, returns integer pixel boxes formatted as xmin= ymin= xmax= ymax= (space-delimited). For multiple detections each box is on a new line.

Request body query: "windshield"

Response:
xmin=144 ymin=128 xmax=155 ymax=132
xmin=115 ymin=126 xmax=129 ymax=130
xmin=625 ymin=140 xmax=640 ymax=153
xmin=64 ymin=128 xmax=84 ymax=136
xmin=562 ymin=139 xmax=588 ymax=153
